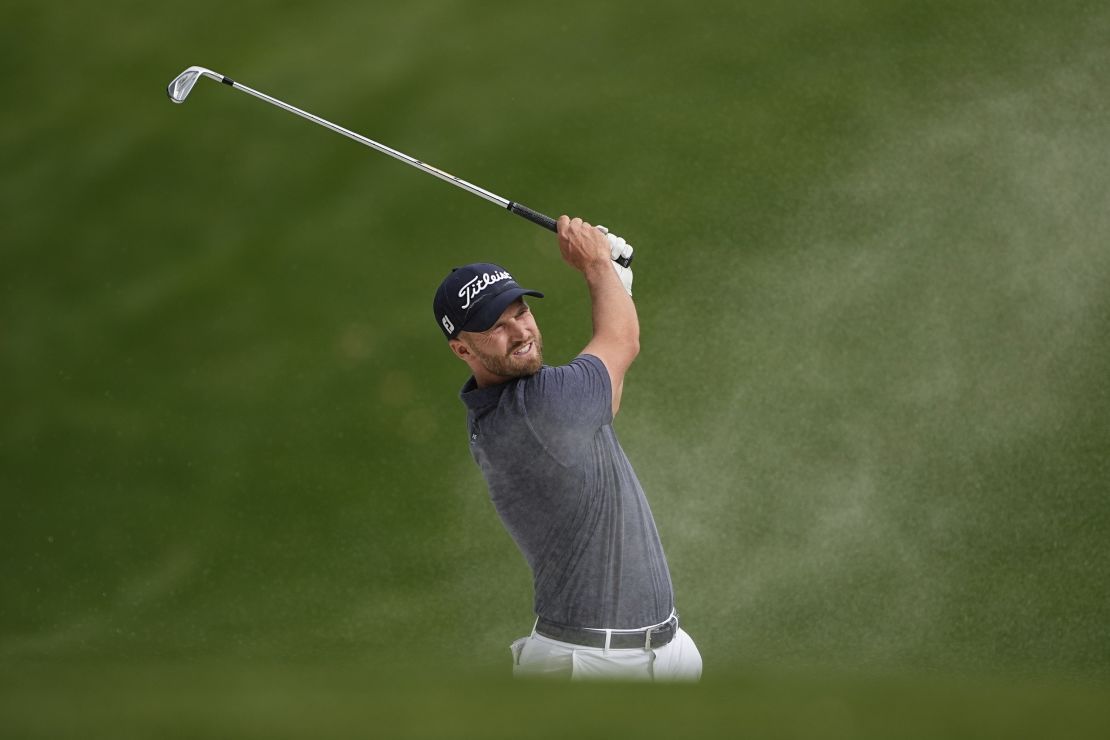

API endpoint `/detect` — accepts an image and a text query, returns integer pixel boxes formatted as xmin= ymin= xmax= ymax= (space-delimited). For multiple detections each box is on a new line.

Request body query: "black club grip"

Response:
xmin=507 ymin=201 xmax=634 ymax=268
xmin=507 ymin=201 xmax=558 ymax=232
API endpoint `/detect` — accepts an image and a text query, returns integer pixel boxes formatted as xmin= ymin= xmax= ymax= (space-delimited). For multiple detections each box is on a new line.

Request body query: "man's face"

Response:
xmin=456 ymin=299 xmax=543 ymax=380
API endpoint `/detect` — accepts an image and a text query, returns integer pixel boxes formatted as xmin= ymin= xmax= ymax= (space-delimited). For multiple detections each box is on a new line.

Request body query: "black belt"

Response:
xmin=535 ymin=613 xmax=679 ymax=650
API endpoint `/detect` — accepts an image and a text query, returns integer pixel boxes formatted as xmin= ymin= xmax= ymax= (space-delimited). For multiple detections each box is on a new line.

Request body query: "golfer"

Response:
xmin=433 ymin=216 xmax=702 ymax=680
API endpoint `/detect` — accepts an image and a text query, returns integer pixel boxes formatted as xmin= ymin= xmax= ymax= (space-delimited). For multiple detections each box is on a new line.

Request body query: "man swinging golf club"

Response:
xmin=434 ymin=216 xmax=702 ymax=681
xmin=166 ymin=65 xmax=696 ymax=679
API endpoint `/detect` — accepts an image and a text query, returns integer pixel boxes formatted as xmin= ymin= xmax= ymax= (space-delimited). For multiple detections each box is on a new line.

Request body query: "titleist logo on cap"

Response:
xmin=458 ymin=271 xmax=511 ymax=310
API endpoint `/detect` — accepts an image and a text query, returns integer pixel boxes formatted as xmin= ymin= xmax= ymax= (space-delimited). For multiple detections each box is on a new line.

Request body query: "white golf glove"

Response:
xmin=595 ymin=225 xmax=634 ymax=296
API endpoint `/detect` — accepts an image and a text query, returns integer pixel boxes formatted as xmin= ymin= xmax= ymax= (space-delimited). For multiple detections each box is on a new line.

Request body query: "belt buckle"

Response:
xmin=644 ymin=618 xmax=668 ymax=649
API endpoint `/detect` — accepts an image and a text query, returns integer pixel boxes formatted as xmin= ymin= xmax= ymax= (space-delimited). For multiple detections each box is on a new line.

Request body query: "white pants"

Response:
xmin=510 ymin=626 xmax=703 ymax=681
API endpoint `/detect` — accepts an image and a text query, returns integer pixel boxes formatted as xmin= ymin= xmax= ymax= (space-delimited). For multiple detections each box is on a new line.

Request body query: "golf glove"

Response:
xmin=596 ymin=225 xmax=635 ymax=296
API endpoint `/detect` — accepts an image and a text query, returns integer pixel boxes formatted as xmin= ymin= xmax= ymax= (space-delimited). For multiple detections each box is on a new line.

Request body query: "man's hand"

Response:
xmin=557 ymin=216 xmax=612 ymax=273
xmin=597 ymin=226 xmax=634 ymax=296
xmin=558 ymin=218 xmax=635 ymax=296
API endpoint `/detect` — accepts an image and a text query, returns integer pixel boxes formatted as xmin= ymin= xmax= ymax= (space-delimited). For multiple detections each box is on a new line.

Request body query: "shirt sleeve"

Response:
xmin=519 ymin=354 xmax=613 ymax=465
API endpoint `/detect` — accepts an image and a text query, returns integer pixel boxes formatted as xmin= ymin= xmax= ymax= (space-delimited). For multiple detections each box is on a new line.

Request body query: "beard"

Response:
xmin=467 ymin=332 xmax=544 ymax=380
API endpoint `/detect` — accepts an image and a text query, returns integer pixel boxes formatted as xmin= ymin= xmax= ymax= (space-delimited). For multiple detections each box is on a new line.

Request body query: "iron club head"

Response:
xmin=167 ymin=66 xmax=220 ymax=103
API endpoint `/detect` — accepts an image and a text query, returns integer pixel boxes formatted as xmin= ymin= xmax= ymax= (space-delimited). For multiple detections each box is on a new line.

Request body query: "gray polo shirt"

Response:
xmin=460 ymin=353 xmax=674 ymax=629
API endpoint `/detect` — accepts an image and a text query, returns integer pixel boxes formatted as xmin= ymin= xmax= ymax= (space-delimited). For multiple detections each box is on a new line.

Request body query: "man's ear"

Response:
xmin=448 ymin=337 xmax=470 ymax=361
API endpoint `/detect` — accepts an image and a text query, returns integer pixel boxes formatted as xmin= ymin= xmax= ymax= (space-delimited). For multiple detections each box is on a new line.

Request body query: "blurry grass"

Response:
xmin=1 ymin=662 xmax=1108 ymax=740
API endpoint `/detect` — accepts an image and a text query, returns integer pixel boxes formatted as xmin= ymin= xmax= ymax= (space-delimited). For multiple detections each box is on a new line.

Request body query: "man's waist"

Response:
xmin=534 ymin=611 xmax=679 ymax=650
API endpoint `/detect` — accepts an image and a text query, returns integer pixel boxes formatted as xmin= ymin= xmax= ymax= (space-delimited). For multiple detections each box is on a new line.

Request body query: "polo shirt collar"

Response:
xmin=460 ymin=376 xmax=507 ymax=410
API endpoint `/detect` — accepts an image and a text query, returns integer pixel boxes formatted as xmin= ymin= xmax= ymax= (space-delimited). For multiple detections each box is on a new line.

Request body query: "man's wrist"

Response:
xmin=581 ymin=260 xmax=615 ymax=280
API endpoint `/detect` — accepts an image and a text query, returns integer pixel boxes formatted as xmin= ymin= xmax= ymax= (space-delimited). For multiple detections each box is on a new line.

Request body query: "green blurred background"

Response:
xmin=3 ymin=0 xmax=1109 ymax=736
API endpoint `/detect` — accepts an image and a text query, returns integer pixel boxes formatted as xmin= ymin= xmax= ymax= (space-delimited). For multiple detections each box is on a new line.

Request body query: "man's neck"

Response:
xmin=473 ymin=372 xmax=511 ymax=389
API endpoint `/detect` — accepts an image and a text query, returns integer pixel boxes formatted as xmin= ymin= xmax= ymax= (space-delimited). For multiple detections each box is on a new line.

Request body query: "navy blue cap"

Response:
xmin=433 ymin=263 xmax=543 ymax=339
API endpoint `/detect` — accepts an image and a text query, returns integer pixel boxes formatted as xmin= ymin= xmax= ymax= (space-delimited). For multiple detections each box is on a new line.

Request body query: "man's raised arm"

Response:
xmin=556 ymin=215 xmax=639 ymax=417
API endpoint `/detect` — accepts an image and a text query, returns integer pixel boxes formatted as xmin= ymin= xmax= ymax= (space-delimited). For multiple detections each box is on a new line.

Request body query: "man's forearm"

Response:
xmin=584 ymin=261 xmax=639 ymax=363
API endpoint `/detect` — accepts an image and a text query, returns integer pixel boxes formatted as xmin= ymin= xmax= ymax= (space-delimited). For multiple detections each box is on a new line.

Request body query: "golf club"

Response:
xmin=167 ymin=65 xmax=632 ymax=267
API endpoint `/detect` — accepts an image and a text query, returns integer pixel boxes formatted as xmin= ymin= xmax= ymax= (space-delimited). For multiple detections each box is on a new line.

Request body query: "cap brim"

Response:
xmin=460 ymin=287 xmax=544 ymax=335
